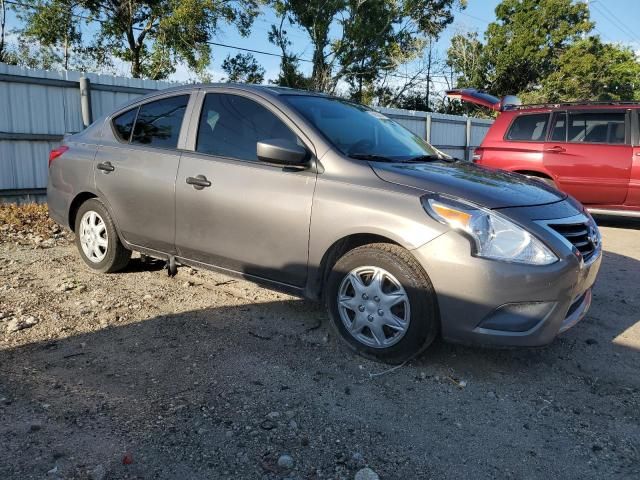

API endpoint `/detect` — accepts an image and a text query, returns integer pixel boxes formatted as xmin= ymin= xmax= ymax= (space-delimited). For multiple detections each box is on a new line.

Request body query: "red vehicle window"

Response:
xmin=550 ymin=112 xmax=567 ymax=142
xmin=505 ymin=113 xmax=549 ymax=142
xmin=565 ymin=112 xmax=626 ymax=144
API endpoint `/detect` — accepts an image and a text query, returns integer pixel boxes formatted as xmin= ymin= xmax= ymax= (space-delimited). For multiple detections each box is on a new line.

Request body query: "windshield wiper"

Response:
xmin=401 ymin=154 xmax=444 ymax=163
xmin=347 ymin=153 xmax=396 ymax=162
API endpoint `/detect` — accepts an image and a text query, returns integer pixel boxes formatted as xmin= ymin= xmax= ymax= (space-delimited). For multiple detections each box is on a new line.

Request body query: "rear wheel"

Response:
xmin=326 ymin=243 xmax=439 ymax=364
xmin=74 ymin=199 xmax=130 ymax=273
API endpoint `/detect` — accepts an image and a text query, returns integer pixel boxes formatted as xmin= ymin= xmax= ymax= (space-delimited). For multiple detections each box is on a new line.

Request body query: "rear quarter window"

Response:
xmin=112 ymin=108 xmax=137 ymax=142
xmin=131 ymin=95 xmax=190 ymax=149
xmin=505 ymin=113 xmax=549 ymax=142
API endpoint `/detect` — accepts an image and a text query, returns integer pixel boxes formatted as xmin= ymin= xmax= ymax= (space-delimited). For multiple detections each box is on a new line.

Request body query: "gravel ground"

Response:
xmin=0 ymin=218 xmax=638 ymax=480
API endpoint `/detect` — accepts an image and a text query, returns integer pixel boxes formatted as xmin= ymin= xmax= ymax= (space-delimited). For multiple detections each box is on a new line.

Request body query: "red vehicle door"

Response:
xmin=543 ymin=110 xmax=632 ymax=206
xmin=629 ymin=108 xmax=640 ymax=206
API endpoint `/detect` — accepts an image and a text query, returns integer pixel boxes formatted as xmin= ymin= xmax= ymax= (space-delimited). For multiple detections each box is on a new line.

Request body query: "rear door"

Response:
xmin=543 ymin=110 xmax=632 ymax=205
xmin=95 ymin=93 xmax=192 ymax=252
xmin=175 ymin=91 xmax=317 ymax=287
xmin=629 ymin=108 xmax=640 ymax=206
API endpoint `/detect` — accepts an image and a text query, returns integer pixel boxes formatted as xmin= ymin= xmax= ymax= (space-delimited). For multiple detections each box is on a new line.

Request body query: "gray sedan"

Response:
xmin=47 ymin=84 xmax=602 ymax=363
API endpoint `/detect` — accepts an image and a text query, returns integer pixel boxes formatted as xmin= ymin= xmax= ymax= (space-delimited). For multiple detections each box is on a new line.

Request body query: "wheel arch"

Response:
xmin=513 ymin=169 xmax=555 ymax=181
xmin=68 ymin=191 xmax=98 ymax=231
xmin=305 ymin=233 xmax=405 ymax=301
xmin=67 ymin=192 xmax=129 ymax=248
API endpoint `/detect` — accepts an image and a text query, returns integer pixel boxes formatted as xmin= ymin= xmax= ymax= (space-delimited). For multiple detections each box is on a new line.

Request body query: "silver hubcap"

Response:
xmin=337 ymin=266 xmax=411 ymax=348
xmin=79 ymin=211 xmax=108 ymax=263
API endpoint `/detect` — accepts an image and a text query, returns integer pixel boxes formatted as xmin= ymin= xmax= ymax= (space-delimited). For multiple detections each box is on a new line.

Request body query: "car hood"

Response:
xmin=371 ymin=160 xmax=566 ymax=209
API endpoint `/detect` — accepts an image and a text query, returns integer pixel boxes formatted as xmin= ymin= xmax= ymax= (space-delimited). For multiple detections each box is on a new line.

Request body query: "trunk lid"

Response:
xmin=445 ymin=88 xmax=521 ymax=111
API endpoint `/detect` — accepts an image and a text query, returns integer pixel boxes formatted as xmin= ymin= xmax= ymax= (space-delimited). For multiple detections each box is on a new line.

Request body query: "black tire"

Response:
xmin=325 ymin=243 xmax=439 ymax=364
xmin=74 ymin=198 xmax=131 ymax=273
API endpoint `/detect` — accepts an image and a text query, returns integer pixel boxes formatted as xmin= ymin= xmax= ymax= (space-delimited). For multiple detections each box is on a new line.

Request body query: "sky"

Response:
xmin=3 ymin=0 xmax=640 ymax=83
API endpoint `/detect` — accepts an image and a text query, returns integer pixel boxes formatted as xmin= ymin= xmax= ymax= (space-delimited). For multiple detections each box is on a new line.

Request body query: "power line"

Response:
xmin=4 ymin=0 xmax=454 ymax=85
xmin=590 ymin=2 xmax=640 ymax=45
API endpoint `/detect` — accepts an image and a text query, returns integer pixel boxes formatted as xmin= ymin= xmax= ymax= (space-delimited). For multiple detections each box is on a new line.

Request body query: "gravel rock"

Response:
xmin=355 ymin=467 xmax=380 ymax=480
xmin=88 ymin=464 xmax=107 ymax=480
xmin=277 ymin=454 xmax=294 ymax=470
xmin=6 ymin=315 xmax=38 ymax=333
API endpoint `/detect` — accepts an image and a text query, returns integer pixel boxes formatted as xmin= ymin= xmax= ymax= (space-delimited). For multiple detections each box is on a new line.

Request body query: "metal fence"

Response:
xmin=378 ymin=107 xmax=494 ymax=160
xmin=0 ymin=63 xmax=493 ymax=202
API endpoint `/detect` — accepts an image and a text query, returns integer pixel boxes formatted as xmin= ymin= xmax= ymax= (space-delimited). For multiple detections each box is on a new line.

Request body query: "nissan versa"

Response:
xmin=47 ymin=84 xmax=602 ymax=364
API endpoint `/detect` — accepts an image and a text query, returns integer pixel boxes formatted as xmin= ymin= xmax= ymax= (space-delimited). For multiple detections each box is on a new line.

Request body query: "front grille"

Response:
xmin=548 ymin=220 xmax=598 ymax=262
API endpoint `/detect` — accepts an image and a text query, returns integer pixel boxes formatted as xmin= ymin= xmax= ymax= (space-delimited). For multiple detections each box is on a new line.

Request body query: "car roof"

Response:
xmin=111 ymin=83 xmax=331 ymax=115
xmin=503 ymin=101 xmax=640 ymax=114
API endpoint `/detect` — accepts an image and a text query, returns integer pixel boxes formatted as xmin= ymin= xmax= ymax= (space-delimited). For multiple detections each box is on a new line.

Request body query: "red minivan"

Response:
xmin=447 ymin=89 xmax=640 ymax=216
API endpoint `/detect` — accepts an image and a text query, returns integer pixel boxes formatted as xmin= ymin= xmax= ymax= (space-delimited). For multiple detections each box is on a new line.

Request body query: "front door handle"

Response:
xmin=186 ymin=174 xmax=212 ymax=190
xmin=97 ymin=161 xmax=115 ymax=172
xmin=544 ymin=146 xmax=566 ymax=153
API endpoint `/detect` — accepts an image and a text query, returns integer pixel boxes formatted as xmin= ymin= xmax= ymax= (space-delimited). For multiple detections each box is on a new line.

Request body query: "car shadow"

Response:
xmin=1 ymin=248 xmax=639 ymax=478
xmin=592 ymin=214 xmax=640 ymax=230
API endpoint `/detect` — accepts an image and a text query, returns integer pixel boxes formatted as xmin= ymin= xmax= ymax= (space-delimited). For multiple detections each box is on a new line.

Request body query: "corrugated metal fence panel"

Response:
xmin=0 ymin=64 xmax=174 ymax=193
xmin=470 ymin=121 xmax=493 ymax=146
xmin=0 ymin=140 xmax=58 ymax=189
xmin=380 ymin=107 xmax=494 ymax=150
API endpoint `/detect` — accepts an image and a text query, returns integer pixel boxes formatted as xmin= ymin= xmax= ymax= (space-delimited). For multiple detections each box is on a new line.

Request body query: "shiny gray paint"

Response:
xmin=47 ymin=83 xmax=602 ymax=348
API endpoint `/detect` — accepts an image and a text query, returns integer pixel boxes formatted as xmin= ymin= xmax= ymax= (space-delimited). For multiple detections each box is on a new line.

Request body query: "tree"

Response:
xmin=524 ymin=37 xmax=640 ymax=103
xmin=446 ymin=31 xmax=485 ymax=89
xmin=17 ymin=0 xmax=81 ymax=70
xmin=267 ymin=14 xmax=309 ymax=88
xmin=221 ymin=52 xmax=265 ymax=83
xmin=0 ymin=0 xmax=5 ymax=62
xmin=80 ymin=0 xmax=260 ymax=79
xmin=270 ymin=0 xmax=463 ymax=95
xmin=483 ymin=0 xmax=593 ymax=96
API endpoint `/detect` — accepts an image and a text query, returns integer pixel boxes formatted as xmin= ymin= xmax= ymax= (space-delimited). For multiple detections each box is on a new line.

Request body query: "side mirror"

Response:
xmin=257 ymin=139 xmax=309 ymax=166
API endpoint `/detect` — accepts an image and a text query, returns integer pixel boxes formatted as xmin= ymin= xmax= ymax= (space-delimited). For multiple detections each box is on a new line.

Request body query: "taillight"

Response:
xmin=471 ymin=148 xmax=483 ymax=163
xmin=49 ymin=145 xmax=69 ymax=167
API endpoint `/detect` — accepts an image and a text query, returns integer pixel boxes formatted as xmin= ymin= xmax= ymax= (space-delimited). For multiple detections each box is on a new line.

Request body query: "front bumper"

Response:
xmin=412 ymin=223 xmax=602 ymax=347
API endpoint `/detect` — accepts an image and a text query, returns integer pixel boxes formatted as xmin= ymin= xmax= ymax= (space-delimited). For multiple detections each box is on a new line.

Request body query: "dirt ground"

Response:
xmin=0 ymin=217 xmax=638 ymax=480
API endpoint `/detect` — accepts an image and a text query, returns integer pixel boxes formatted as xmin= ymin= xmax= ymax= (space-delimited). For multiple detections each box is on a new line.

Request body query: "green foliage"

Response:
xmin=446 ymin=0 xmax=640 ymax=104
xmin=523 ymin=37 xmax=640 ymax=103
xmin=446 ymin=31 xmax=484 ymax=89
xmin=221 ymin=53 xmax=265 ymax=83
xmin=12 ymin=0 xmax=260 ymax=79
xmin=270 ymin=0 xmax=462 ymax=94
xmin=89 ymin=0 xmax=260 ymax=79
xmin=483 ymin=0 xmax=592 ymax=96
xmin=267 ymin=19 xmax=310 ymax=89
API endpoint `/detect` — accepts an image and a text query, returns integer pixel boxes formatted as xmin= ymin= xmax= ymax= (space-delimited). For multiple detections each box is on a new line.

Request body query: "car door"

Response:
xmin=543 ymin=109 xmax=632 ymax=206
xmin=175 ymin=91 xmax=317 ymax=287
xmin=94 ymin=93 xmax=192 ymax=253
xmin=629 ymin=108 xmax=640 ymax=206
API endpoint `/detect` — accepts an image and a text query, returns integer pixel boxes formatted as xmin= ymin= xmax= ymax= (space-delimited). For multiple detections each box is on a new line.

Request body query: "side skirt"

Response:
xmin=122 ymin=242 xmax=308 ymax=299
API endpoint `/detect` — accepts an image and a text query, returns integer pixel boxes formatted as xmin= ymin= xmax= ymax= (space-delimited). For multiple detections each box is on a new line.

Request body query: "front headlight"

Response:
xmin=423 ymin=196 xmax=558 ymax=265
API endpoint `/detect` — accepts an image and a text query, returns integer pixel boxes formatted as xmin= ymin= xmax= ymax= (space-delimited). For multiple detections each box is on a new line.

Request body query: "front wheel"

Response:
xmin=326 ymin=243 xmax=439 ymax=364
xmin=74 ymin=199 xmax=131 ymax=273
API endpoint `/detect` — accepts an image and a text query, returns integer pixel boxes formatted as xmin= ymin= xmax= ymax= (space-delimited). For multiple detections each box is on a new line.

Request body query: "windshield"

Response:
xmin=283 ymin=95 xmax=441 ymax=162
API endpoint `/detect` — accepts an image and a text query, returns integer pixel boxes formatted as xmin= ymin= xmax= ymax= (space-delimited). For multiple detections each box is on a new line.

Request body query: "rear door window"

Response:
xmin=550 ymin=112 xmax=567 ymax=142
xmin=567 ymin=112 xmax=626 ymax=144
xmin=131 ymin=95 xmax=189 ymax=149
xmin=196 ymin=93 xmax=299 ymax=161
xmin=505 ymin=114 xmax=549 ymax=141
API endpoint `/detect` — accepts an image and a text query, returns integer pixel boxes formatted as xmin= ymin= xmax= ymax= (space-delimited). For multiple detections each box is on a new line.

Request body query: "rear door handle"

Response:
xmin=97 ymin=161 xmax=115 ymax=172
xmin=544 ymin=146 xmax=566 ymax=153
xmin=186 ymin=174 xmax=212 ymax=190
